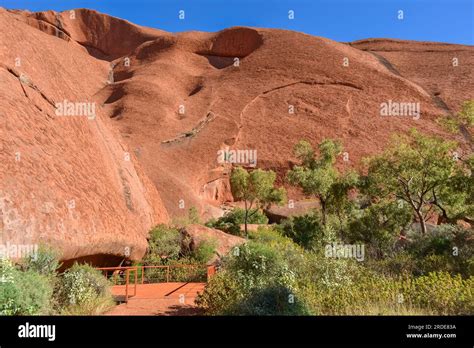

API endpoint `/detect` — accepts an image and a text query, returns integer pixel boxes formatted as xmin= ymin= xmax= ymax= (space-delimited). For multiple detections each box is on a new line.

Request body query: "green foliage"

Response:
xmin=438 ymin=99 xmax=474 ymax=133
xmin=405 ymin=225 xmax=474 ymax=277
xmin=21 ymin=245 xmax=61 ymax=278
xmin=230 ymin=167 xmax=286 ymax=235
xmin=170 ymin=207 xmax=201 ymax=227
xmin=196 ymin=237 xmax=305 ymax=315
xmin=195 ymin=270 xmax=245 ymax=315
xmin=144 ymin=224 xmax=182 ymax=264
xmin=199 ymin=102 xmax=474 ymax=316
xmin=365 ymin=129 xmax=466 ymax=233
xmin=0 ymin=258 xmax=53 ymax=315
xmin=206 ymin=207 xmax=268 ymax=236
xmin=346 ymin=200 xmax=411 ymax=255
xmin=197 ymin=224 xmax=474 ymax=315
xmin=301 ymin=270 xmax=473 ymax=315
xmin=288 ymin=139 xmax=357 ymax=225
xmin=248 ymin=225 xmax=289 ymax=244
xmin=190 ymin=239 xmax=217 ymax=264
xmin=55 ymin=264 xmax=113 ymax=314
xmin=227 ymin=285 xmax=312 ymax=315
xmin=187 ymin=207 xmax=201 ymax=224
xmin=277 ymin=212 xmax=324 ymax=249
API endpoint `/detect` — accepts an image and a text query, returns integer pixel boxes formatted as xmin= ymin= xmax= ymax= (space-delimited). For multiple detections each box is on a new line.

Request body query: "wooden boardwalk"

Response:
xmin=106 ymin=282 xmax=206 ymax=316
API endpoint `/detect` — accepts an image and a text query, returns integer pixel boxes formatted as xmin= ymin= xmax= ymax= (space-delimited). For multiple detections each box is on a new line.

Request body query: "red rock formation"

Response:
xmin=181 ymin=224 xmax=245 ymax=262
xmin=1 ymin=8 xmax=472 ymax=263
xmin=0 ymin=8 xmax=169 ymax=262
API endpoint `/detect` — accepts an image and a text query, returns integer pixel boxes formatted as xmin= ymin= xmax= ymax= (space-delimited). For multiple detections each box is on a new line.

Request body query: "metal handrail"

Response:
xmin=139 ymin=264 xmax=206 ymax=284
xmin=96 ymin=266 xmax=138 ymax=303
xmin=97 ymin=264 xmax=217 ymax=303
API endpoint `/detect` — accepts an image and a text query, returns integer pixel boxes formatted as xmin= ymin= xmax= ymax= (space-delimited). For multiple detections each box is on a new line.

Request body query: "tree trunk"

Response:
xmin=416 ymin=209 xmax=427 ymax=234
xmin=320 ymin=199 xmax=327 ymax=226
xmin=244 ymin=201 xmax=249 ymax=238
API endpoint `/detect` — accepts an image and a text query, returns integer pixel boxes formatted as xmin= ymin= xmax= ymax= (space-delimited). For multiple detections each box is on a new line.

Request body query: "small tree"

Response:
xmin=438 ymin=100 xmax=474 ymax=222
xmin=287 ymin=139 xmax=356 ymax=225
xmin=365 ymin=129 xmax=465 ymax=234
xmin=230 ymin=167 xmax=286 ymax=237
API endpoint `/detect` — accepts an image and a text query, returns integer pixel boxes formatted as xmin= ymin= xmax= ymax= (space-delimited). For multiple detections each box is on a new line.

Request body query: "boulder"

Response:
xmin=181 ymin=224 xmax=245 ymax=263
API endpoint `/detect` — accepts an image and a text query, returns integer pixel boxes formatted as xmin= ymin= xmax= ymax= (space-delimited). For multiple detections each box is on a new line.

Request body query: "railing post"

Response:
xmin=125 ymin=269 xmax=129 ymax=303
xmin=166 ymin=266 xmax=170 ymax=283
xmin=134 ymin=267 xmax=138 ymax=296
xmin=141 ymin=266 xmax=144 ymax=284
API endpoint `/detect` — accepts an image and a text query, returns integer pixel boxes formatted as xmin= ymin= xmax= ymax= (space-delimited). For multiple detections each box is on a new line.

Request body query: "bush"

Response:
xmin=197 ymin=239 xmax=304 ymax=315
xmin=55 ymin=264 xmax=113 ymax=315
xmin=144 ymin=224 xmax=182 ymax=264
xmin=249 ymin=226 xmax=289 ymax=244
xmin=345 ymin=201 xmax=411 ymax=256
xmin=190 ymin=239 xmax=217 ymax=264
xmin=0 ymin=258 xmax=53 ymax=315
xmin=300 ymin=270 xmax=473 ymax=315
xmin=206 ymin=208 xmax=268 ymax=236
xmin=405 ymin=225 xmax=473 ymax=277
xmin=21 ymin=246 xmax=61 ymax=278
xmin=195 ymin=271 xmax=245 ymax=315
xmin=277 ymin=212 xmax=324 ymax=249
xmin=227 ymin=285 xmax=312 ymax=315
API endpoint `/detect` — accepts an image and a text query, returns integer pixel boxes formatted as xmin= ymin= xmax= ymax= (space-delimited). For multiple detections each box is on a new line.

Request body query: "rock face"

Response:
xmin=181 ymin=224 xmax=245 ymax=263
xmin=0 ymin=8 xmax=169 ymax=263
xmin=264 ymin=201 xmax=320 ymax=224
xmin=1 ymin=8 xmax=473 ymax=263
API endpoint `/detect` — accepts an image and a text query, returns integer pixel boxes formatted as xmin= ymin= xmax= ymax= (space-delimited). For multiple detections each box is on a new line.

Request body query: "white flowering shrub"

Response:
xmin=0 ymin=258 xmax=53 ymax=315
xmin=56 ymin=264 xmax=111 ymax=307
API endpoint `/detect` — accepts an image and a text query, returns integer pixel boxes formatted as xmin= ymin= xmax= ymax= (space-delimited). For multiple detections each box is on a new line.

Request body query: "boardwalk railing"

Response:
xmin=97 ymin=264 xmax=217 ymax=303
xmin=96 ymin=266 xmax=138 ymax=303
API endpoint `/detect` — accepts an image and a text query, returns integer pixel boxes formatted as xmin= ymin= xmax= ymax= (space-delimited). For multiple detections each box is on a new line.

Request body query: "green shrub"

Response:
xmin=408 ymin=272 xmax=473 ymax=314
xmin=345 ymin=201 xmax=411 ymax=255
xmin=227 ymin=285 xmax=312 ymax=315
xmin=249 ymin=225 xmax=289 ymax=244
xmin=197 ymin=239 xmax=303 ymax=315
xmin=190 ymin=239 xmax=217 ymax=264
xmin=366 ymin=252 xmax=418 ymax=277
xmin=144 ymin=224 xmax=182 ymax=264
xmin=0 ymin=259 xmax=53 ymax=315
xmin=405 ymin=225 xmax=473 ymax=277
xmin=195 ymin=270 xmax=245 ymax=315
xmin=21 ymin=246 xmax=61 ymax=278
xmin=55 ymin=264 xmax=113 ymax=314
xmin=206 ymin=208 xmax=268 ymax=236
xmin=299 ymin=270 xmax=473 ymax=315
xmin=277 ymin=212 xmax=324 ymax=249
xmin=168 ymin=258 xmax=207 ymax=282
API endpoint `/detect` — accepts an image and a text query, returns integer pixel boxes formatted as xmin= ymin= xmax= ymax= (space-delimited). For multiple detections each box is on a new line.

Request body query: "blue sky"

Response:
xmin=2 ymin=0 xmax=473 ymax=44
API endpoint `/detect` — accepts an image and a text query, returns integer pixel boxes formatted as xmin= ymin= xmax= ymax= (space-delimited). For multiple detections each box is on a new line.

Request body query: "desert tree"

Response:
xmin=287 ymin=139 xmax=357 ymax=226
xmin=437 ymin=100 xmax=474 ymax=222
xmin=230 ymin=167 xmax=286 ymax=237
xmin=365 ymin=129 xmax=468 ymax=234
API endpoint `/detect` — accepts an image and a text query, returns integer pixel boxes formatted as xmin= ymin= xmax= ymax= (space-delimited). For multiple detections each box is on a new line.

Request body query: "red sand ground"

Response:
xmin=106 ymin=282 xmax=206 ymax=315
xmin=1 ymin=8 xmax=472 ymax=264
